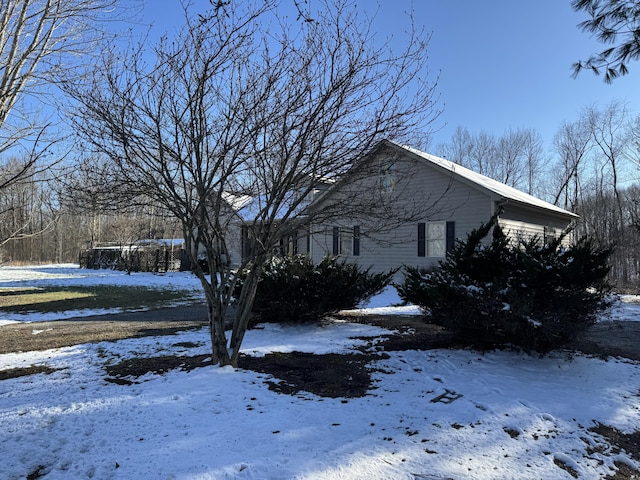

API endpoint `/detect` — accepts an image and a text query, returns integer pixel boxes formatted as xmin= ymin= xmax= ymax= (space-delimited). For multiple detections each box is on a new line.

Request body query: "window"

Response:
xmin=339 ymin=229 xmax=352 ymax=256
xmin=379 ymin=159 xmax=396 ymax=193
xmin=418 ymin=221 xmax=453 ymax=258
xmin=427 ymin=222 xmax=445 ymax=257
xmin=332 ymin=226 xmax=359 ymax=256
xmin=544 ymin=225 xmax=559 ymax=245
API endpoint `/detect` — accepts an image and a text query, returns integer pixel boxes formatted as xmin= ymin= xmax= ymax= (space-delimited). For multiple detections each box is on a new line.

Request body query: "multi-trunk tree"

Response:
xmin=65 ymin=0 xmax=441 ymax=366
xmin=436 ymin=126 xmax=546 ymax=196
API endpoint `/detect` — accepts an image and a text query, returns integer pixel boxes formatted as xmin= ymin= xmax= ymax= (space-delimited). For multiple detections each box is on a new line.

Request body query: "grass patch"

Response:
xmin=0 ymin=365 xmax=60 ymax=381
xmin=0 ymin=285 xmax=201 ymax=314
xmin=0 ymin=288 xmax=94 ymax=308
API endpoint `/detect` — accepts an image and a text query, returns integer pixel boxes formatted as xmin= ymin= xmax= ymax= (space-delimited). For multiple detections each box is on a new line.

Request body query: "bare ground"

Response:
xmin=0 ymin=304 xmax=210 ymax=355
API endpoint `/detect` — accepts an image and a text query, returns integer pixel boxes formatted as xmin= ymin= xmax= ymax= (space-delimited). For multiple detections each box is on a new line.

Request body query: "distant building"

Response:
xmin=79 ymin=239 xmax=189 ymax=272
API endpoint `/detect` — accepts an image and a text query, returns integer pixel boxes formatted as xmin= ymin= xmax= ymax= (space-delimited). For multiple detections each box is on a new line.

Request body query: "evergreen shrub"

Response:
xmin=396 ymin=214 xmax=612 ymax=353
xmin=237 ymin=255 xmax=395 ymax=324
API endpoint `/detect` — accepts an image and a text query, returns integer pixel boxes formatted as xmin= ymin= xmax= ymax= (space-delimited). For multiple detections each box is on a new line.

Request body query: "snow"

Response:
xmin=0 ymin=264 xmax=205 ymax=325
xmin=1 ymin=264 xmax=639 ymax=479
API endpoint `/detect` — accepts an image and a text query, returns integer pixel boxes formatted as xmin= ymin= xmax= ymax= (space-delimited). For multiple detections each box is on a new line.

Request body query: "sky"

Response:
xmin=140 ymin=0 xmax=639 ymax=155
xmin=399 ymin=1 xmax=640 ymax=151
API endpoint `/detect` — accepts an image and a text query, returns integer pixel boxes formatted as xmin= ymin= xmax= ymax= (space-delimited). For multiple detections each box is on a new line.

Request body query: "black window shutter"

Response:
xmin=353 ymin=226 xmax=360 ymax=256
xmin=241 ymin=226 xmax=251 ymax=262
xmin=417 ymin=223 xmax=425 ymax=257
xmin=446 ymin=221 xmax=455 ymax=253
xmin=332 ymin=227 xmax=339 ymax=255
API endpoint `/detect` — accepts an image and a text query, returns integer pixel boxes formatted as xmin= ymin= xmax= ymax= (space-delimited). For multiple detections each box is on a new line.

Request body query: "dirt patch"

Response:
xmin=588 ymin=423 xmax=640 ymax=479
xmin=0 ymin=304 xmax=208 ymax=354
xmin=102 ymin=350 xmax=388 ymax=397
xmin=104 ymin=353 xmax=213 ymax=385
xmin=0 ymin=365 xmax=60 ymax=381
xmin=239 ymin=351 xmax=387 ymax=398
xmin=97 ymin=313 xmax=451 ymax=397
xmin=591 ymin=423 xmax=640 ymax=462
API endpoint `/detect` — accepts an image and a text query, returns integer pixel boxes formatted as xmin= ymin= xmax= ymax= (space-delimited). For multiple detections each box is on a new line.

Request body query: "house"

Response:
xmin=223 ymin=140 xmax=578 ymax=274
xmin=304 ymin=140 xmax=578 ymax=273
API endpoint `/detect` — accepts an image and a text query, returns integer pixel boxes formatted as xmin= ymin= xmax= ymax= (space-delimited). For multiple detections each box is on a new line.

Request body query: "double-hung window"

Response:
xmin=418 ymin=221 xmax=453 ymax=257
xmin=333 ymin=226 xmax=360 ymax=256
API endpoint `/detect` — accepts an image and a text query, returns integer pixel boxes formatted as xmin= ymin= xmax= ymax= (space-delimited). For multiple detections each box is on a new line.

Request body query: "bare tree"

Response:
xmin=65 ymin=0 xmax=440 ymax=366
xmin=626 ymin=113 xmax=640 ymax=170
xmin=552 ymin=118 xmax=593 ymax=210
xmin=437 ymin=127 xmax=474 ymax=165
xmin=521 ymin=128 xmax=546 ymax=196
xmin=0 ymin=0 xmax=129 ymax=247
xmin=496 ymin=128 xmax=528 ymax=189
xmin=585 ymin=101 xmax=633 ymax=283
xmin=585 ymin=102 xmax=631 ymax=221
xmin=439 ymin=127 xmax=545 ymax=195
xmin=437 ymin=127 xmax=498 ymax=177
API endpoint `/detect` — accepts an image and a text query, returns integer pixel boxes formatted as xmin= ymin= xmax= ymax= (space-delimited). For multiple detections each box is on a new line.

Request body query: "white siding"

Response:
xmin=308 ymin=144 xmax=577 ymax=274
xmin=309 ymin=150 xmax=496 ymax=274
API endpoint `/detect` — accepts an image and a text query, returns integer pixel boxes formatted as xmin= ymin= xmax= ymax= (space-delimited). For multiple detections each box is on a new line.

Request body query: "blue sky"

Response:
xmin=141 ymin=0 xmax=639 ymax=153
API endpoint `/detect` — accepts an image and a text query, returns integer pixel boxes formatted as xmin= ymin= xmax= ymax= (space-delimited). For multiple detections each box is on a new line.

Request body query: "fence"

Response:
xmin=79 ymin=246 xmax=191 ymax=273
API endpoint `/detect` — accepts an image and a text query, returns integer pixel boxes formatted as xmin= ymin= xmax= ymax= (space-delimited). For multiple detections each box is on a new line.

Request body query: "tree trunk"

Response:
xmin=206 ymin=297 xmax=232 ymax=366
xmin=229 ymin=263 xmax=263 ymax=366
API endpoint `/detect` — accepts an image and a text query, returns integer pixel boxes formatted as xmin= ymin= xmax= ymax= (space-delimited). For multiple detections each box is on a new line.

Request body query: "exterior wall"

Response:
xmin=227 ymin=143 xmax=577 ymax=274
xmin=309 ymin=149 xmax=496 ymax=273
xmin=498 ymin=203 xmax=575 ymax=246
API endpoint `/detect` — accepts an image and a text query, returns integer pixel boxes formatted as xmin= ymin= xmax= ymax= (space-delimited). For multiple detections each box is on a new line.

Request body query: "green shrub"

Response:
xmin=236 ymin=255 xmax=395 ymax=324
xmin=397 ymin=214 xmax=612 ymax=353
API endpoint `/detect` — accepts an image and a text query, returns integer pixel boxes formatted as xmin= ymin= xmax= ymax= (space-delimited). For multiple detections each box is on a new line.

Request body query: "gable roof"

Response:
xmin=384 ymin=140 xmax=578 ymax=219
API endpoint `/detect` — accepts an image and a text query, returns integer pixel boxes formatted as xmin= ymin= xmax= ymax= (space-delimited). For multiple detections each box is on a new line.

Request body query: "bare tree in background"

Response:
xmin=438 ymin=127 xmax=545 ymax=195
xmin=629 ymin=113 xmax=640 ymax=168
xmin=438 ymin=127 xmax=492 ymax=175
xmin=521 ymin=128 xmax=546 ymax=196
xmin=0 ymin=0 xmax=129 ymax=246
xmin=586 ymin=101 xmax=630 ymax=221
xmin=552 ymin=118 xmax=593 ymax=210
xmin=65 ymin=0 xmax=441 ymax=366
xmin=586 ymin=101 xmax=633 ymax=283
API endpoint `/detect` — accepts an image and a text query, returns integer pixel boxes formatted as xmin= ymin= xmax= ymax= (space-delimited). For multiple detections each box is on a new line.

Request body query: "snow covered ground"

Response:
xmin=1 ymin=264 xmax=639 ymax=479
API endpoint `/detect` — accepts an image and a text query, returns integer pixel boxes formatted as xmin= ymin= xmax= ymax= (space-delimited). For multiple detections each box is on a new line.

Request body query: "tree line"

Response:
xmin=436 ymin=101 xmax=640 ymax=290
xmin=4 ymin=100 xmax=639 ymax=289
